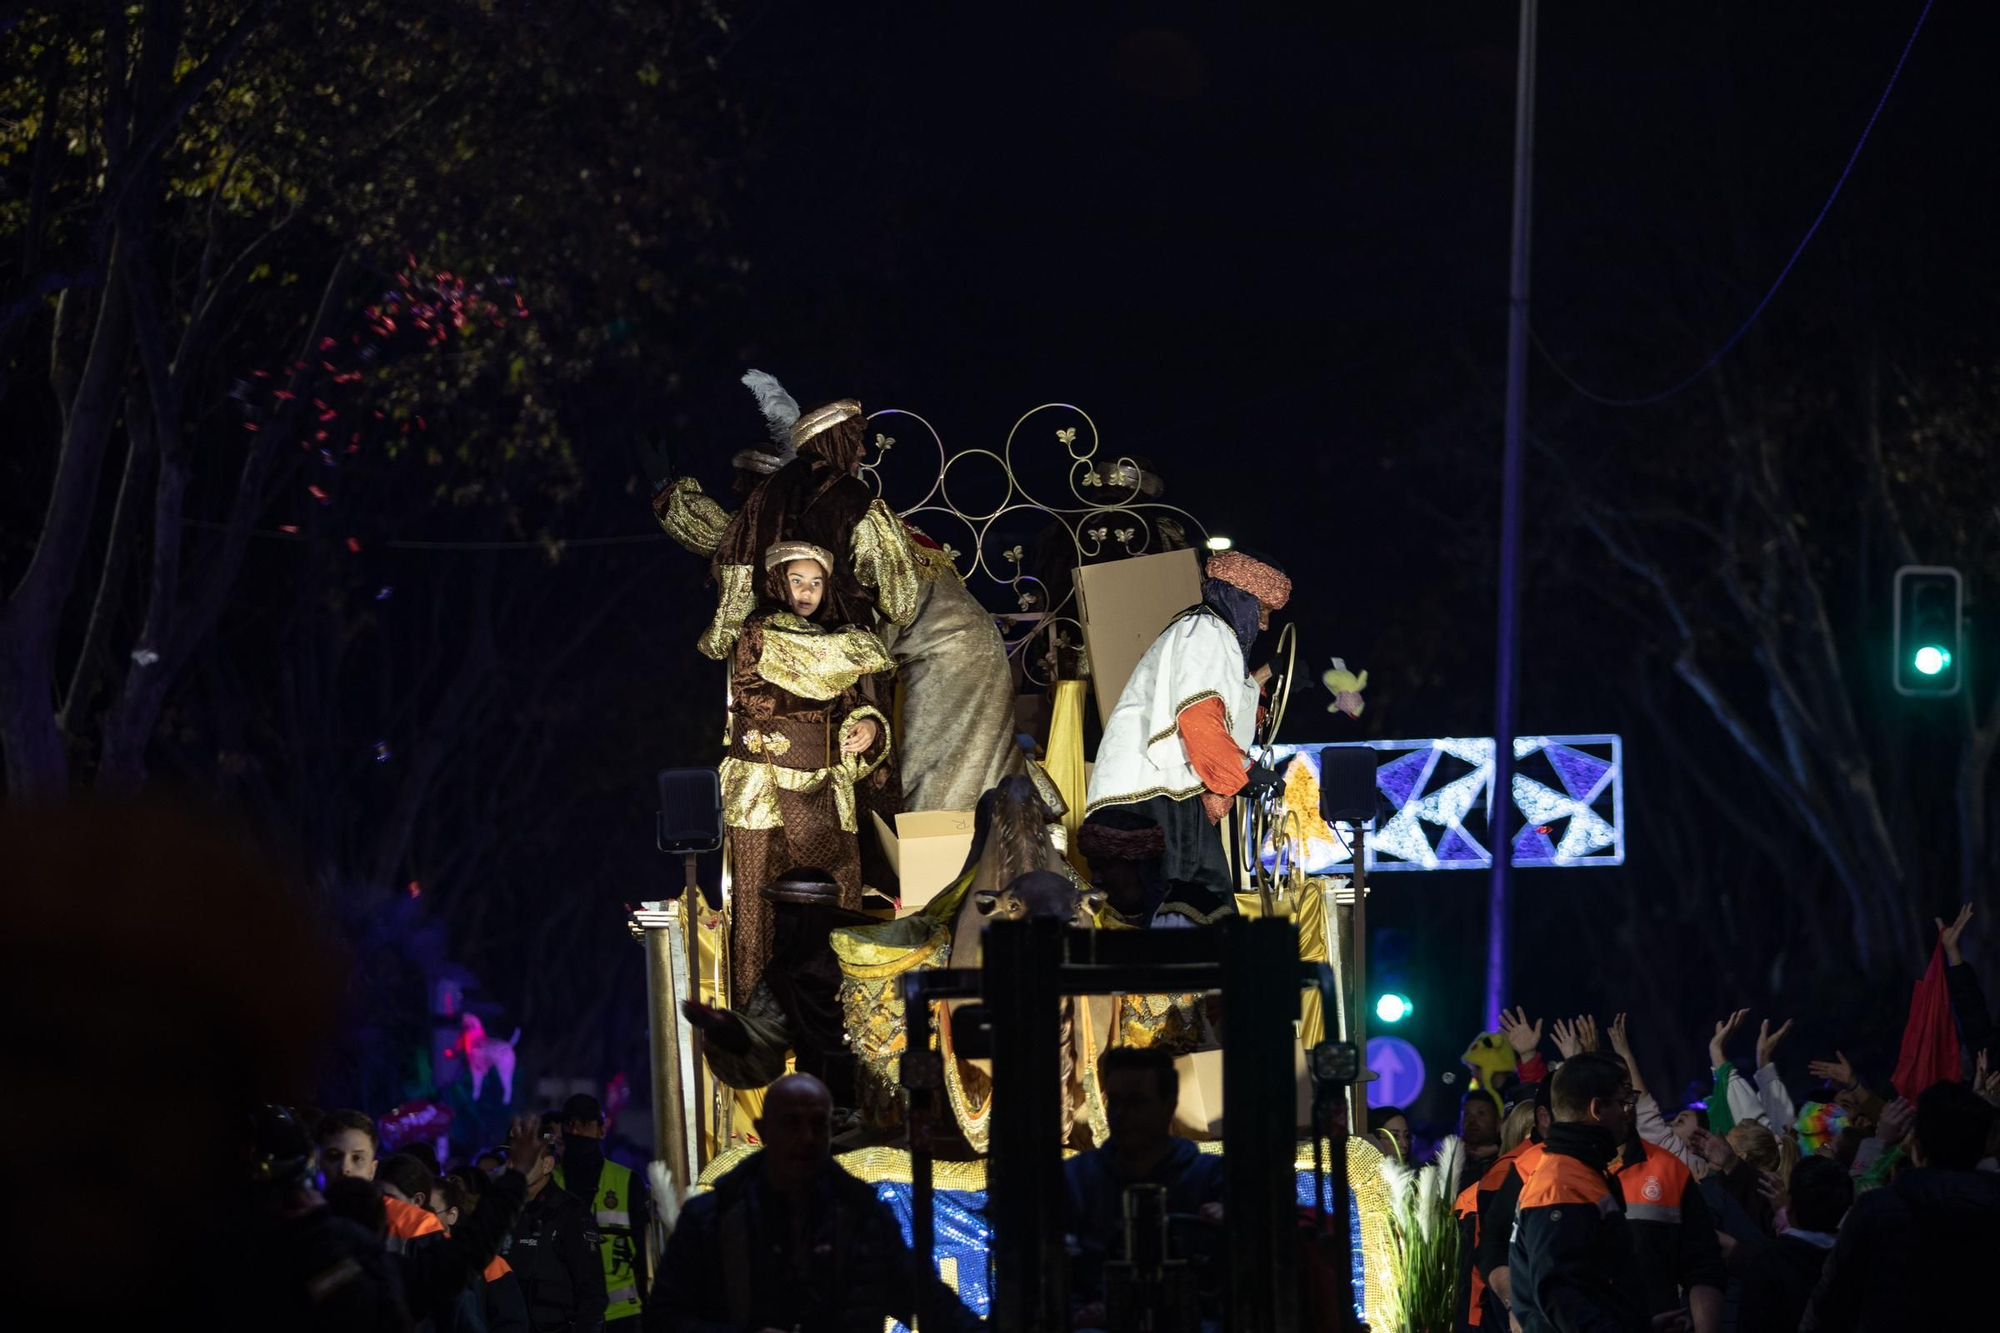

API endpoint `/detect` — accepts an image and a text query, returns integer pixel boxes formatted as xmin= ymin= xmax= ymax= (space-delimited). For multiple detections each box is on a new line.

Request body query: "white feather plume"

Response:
xmin=740 ymin=369 xmax=801 ymax=447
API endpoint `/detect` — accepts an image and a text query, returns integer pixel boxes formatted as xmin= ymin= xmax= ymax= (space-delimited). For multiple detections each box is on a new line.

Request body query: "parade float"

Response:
xmin=631 ymin=390 xmax=1627 ymax=1327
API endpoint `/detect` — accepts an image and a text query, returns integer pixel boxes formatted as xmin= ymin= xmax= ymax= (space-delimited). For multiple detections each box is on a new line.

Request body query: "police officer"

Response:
xmin=553 ymin=1094 xmax=650 ymax=1324
xmin=508 ymin=1119 xmax=608 ymax=1333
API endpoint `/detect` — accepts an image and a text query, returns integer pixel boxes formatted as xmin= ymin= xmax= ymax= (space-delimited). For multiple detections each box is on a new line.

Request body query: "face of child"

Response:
xmin=784 ymin=559 xmax=827 ymax=617
xmin=319 ymin=1128 xmax=377 ymax=1182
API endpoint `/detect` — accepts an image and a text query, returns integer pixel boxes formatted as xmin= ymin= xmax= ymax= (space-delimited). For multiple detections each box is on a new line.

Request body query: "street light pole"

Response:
xmin=1488 ymin=0 xmax=1538 ymax=1030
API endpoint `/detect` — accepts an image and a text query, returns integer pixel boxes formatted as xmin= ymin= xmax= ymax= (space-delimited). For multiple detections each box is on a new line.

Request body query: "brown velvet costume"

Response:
xmin=720 ymin=565 xmax=893 ymax=1004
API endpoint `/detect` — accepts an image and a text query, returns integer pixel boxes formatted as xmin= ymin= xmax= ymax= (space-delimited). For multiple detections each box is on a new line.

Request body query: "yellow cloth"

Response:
xmin=1045 ymin=680 xmax=1092 ymax=880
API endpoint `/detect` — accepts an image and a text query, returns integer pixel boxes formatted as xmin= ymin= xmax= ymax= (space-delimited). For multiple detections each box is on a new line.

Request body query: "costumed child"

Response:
xmin=719 ymin=540 xmax=893 ymax=1004
xmin=1082 ymin=549 xmax=1291 ymax=923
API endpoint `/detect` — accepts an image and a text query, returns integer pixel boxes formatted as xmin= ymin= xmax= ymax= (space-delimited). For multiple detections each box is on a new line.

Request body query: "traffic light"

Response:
xmin=1893 ymin=566 xmax=1963 ymax=698
xmin=1375 ymin=992 xmax=1413 ymax=1023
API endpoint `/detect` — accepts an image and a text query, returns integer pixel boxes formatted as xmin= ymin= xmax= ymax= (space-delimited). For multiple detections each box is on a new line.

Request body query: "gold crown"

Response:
xmin=789 ymin=398 xmax=863 ymax=446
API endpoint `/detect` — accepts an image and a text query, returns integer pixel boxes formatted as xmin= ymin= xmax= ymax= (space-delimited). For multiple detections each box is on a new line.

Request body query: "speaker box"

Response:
xmin=1317 ymin=746 xmax=1379 ymax=825
xmin=657 ymin=768 xmax=723 ymax=854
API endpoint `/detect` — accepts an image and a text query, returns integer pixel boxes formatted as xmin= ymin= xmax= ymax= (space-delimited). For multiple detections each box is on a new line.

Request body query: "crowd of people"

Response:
xmin=1351 ymin=904 xmax=1999 ymax=1333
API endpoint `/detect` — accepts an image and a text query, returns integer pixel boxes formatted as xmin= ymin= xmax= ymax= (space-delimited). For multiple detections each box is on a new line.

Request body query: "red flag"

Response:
xmin=1891 ymin=936 xmax=1961 ymax=1100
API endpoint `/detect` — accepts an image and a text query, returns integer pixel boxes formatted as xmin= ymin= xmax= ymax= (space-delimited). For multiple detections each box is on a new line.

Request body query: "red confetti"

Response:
xmin=319 ymin=336 xmax=337 ymax=351
xmin=416 ymin=416 xmax=426 ymax=431
xmin=346 ymin=537 xmax=361 ymax=553
xmin=408 ymin=880 xmax=422 ymax=898
xmin=308 ymin=484 xmax=330 ymax=503
xmin=243 ymin=422 xmax=260 ymax=432
xmin=279 ymin=524 xmax=300 ymax=534
xmin=313 ymin=430 xmax=328 ymax=441
xmin=253 ymin=369 xmax=270 ymax=378
xmin=319 ymin=410 xmax=338 ymax=422
xmin=273 ymin=389 xmax=295 ymax=400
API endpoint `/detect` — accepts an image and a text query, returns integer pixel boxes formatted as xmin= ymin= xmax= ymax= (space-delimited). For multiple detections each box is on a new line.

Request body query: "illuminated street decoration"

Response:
xmin=1262 ymin=734 xmax=1625 ymax=873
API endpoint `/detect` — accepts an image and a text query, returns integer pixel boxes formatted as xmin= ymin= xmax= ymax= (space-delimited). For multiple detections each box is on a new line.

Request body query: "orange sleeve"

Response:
xmin=483 ymin=1254 xmax=511 ymax=1281
xmin=1179 ymin=696 xmax=1247 ymax=798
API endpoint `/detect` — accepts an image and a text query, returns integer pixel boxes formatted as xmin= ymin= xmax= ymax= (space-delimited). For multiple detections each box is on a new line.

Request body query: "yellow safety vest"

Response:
xmin=555 ymin=1158 xmax=643 ymax=1321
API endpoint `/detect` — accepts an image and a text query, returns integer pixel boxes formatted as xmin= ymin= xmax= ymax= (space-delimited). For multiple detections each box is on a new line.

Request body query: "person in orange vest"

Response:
xmin=1467 ymin=1079 xmax=1553 ymax=1328
xmin=380 ymin=1117 xmax=547 ymax=1330
xmin=1507 ymin=1053 xmax=1652 ymax=1332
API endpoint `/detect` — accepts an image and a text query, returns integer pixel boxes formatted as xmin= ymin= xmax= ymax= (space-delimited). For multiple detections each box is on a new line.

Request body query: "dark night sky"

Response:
xmin=605 ymin=0 xmax=1998 ymax=1113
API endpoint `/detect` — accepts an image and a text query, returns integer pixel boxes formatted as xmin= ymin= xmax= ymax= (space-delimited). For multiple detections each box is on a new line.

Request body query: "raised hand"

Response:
xmin=1755 ymin=1018 xmax=1795 ymax=1070
xmin=1807 ymin=1050 xmax=1857 ymax=1090
xmin=1688 ymin=1127 xmax=1738 ymax=1171
xmin=1498 ymin=1005 xmax=1544 ymax=1058
xmin=1937 ymin=903 xmax=1973 ymax=966
xmin=1576 ymin=1014 xmax=1600 ymax=1053
xmin=1877 ymin=1096 xmax=1915 ymax=1147
xmin=1974 ymin=1049 xmax=1999 ymax=1108
xmin=1709 ymin=1008 xmax=1750 ymax=1069
xmin=505 ymin=1115 xmax=547 ymax=1176
xmin=1756 ymin=1168 xmax=1790 ymax=1217
xmin=632 ymin=436 xmax=676 ymax=495
xmin=1608 ymin=1012 xmax=1634 ymax=1059
xmin=1552 ymin=1017 xmax=1583 ymax=1060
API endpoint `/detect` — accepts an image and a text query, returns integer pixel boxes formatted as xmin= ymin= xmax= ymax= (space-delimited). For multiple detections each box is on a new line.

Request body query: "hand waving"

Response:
xmin=1937 ymin=903 xmax=1973 ymax=966
xmin=1498 ymin=1006 xmax=1544 ymax=1058
xmin=1754 ymin=1017 xmax=1794 ymax=1070
xmin=1807 ymin=1050 xmax=1857 ymax=1090
xmin=1709 ymin=1008 xmax=1750 ymax=1069
xmin=1552 ymin=1017 xmax=1583 ymax=1060
xmin=1877 ymin=1096 xmax=1915 ymax=1147
xmin=505 ymin=1115 xmax=547 ymax=1176
xmin=1974 ymin=1049 xmax=1999 ymax=1108
xmin=1607 ymin=1012 xmax=1634 ymax=1060
xmin=1689 ymin=1127 xmax=1738 ymax=1171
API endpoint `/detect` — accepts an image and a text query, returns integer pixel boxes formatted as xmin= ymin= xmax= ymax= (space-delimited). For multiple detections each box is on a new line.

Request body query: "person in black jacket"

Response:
xmin=1734 ymin=1156 xmax=1850 ymax=1333
xmin=397 ymin=1117 xmax=544 ymax=1331
xmin=644 ymin=1072 xmax=980 ymax=1333
xmin=508 ymin=1124 xmax=609 ymax=1333
xmin=1803 ymin=1080 xmax=2000 ymax=1332
xmin=1507 ymin=1052 xmax=1652 ymax=1333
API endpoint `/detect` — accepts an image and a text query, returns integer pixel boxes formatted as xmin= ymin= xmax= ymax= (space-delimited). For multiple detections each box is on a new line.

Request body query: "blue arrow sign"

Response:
xmin=1366 ymin=1035 xmax=1427 ymax=1109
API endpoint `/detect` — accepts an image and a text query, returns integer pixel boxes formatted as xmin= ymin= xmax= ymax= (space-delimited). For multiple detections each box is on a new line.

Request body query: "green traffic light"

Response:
xmin=1375 ymin=993 xmax=1413 ymax=1023
xmin=1914 ymin=645 xmax=1951 ymax=676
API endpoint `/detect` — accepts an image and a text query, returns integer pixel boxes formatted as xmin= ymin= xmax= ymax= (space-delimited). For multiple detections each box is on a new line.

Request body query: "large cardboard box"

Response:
xmin=1074 ymin=548 xmax=1204 ymax=728
xmin=870 ymin=809 xmax=977 ymax=911
xmin=1172 ymin=1041 xmax=1318 ymax=1139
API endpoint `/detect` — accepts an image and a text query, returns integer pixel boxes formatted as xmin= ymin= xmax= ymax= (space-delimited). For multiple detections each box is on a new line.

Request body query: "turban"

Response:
xmin=1205 ymin=550 xmax=1290 ymax=611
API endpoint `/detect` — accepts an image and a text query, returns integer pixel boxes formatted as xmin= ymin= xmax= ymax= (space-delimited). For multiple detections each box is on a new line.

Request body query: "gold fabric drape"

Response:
xmin=1045 ymin=679 xmax=1092 ymax=880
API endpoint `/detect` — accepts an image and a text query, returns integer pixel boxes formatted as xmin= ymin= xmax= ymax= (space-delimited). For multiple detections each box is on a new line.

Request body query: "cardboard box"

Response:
xmin=1074 ymin=548 xmax=1203 ymax=728
xmin=870 ymin=809 xmax=977 ymax=911
xmin=1172 ymin=1040 xmax=1318 ymax=1139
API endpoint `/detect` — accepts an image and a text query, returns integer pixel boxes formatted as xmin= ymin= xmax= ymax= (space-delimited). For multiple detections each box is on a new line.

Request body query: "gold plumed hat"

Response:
xmin=789 ymin=398 xmax=863 ymax=447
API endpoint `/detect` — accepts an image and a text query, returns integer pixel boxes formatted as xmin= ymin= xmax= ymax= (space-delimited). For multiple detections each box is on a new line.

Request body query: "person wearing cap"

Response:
xmin=717 ymin=537 xmax=894 ymax=1004
xmin=555 ymin=1094 xmax=651 ymax=1324
xmin=1083 ymin=549 xmax=1291 ymax=923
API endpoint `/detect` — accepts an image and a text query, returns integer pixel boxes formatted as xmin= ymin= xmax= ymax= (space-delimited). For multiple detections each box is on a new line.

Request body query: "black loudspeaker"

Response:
xmin=1317 ymin=747 xmax=1379 ymax=825
xmin=657 ymin=768 xmax=724 ymax=854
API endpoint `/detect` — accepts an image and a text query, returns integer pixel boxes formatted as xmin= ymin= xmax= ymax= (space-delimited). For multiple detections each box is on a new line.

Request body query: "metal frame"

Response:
xmin=900 ymin=919 xmax=1328 ymax=1333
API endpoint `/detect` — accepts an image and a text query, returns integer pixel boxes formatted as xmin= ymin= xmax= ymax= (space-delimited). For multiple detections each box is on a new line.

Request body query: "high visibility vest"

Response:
xmin=555 ymin=1158 xmax=642 ymax=1321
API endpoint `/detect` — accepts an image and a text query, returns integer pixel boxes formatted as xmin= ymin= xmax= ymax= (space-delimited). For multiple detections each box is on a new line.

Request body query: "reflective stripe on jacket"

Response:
xmin=1609 ymin=1138 xmax=1726 ymax=1317
xmin=556 ymin=1158 xmax=642 ymax=1321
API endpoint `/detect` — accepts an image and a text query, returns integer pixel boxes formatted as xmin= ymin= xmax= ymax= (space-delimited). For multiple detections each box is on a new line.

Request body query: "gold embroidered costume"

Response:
xmin=721 ymin=606 xmax=893 ymax=1003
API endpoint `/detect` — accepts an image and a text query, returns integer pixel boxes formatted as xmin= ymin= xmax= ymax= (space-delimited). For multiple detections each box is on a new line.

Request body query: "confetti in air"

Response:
xmin=374 ymin=741 xmax=393 ymax=762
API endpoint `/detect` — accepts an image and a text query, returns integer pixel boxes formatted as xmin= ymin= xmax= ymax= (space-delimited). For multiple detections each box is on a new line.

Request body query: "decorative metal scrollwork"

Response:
xmin=855 ymin=404 xmax=1211 ymax=687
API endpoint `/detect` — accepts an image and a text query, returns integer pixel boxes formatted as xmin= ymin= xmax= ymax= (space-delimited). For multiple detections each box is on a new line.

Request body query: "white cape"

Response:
xmin=1085 ymin=609 xmax=1257 ymax=814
